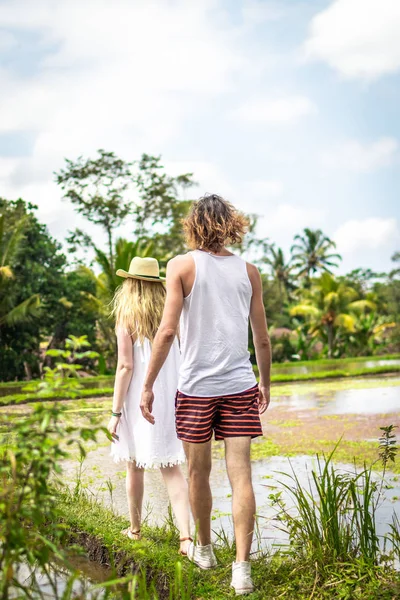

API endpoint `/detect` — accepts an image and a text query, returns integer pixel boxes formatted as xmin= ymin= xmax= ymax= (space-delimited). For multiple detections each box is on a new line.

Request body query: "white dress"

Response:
xmin=111 ymin=337 xmax=185 ymax=469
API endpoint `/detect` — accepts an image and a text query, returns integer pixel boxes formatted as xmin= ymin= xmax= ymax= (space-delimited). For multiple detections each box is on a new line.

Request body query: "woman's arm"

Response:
xmin=108 ymin=327 xmax=134 ymax=440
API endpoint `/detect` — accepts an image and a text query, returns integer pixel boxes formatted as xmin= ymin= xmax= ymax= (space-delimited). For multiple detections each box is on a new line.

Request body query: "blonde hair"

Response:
xmin=183 ymin=194 xmax=249 ymax=252
xmin=111 ymin=278 xmax=166 ymax=342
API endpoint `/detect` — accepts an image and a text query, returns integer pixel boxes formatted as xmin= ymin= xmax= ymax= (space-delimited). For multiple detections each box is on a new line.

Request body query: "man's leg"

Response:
xmin=225 ymin=436 xmax=255 ymax=562
xmin=183 ymin=440 xmax=212 ymax=546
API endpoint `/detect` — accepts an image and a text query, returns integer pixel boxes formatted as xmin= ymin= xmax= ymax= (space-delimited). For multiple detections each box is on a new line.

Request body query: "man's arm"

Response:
xmin=140 ymin=257 xmax=184 ymax=424
xmin=247 ymin=263 xmax=271 ymax=413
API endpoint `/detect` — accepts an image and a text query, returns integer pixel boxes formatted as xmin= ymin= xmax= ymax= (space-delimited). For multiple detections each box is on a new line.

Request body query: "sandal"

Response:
xmin=179 ymin=536 xmax=193 ymax=556
xmin=121 ymin=527 xmax=141 ymax=541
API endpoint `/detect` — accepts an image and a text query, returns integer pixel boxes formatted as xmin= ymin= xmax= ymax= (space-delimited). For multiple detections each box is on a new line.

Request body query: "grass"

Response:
xmin=2 ymin=399 xmax=399 ymax=599
xmin=1 ymin=353 xmax=400 ymax=403
xmin=0 ymin=387 xmax=114 ymax=406
xmin=272 ymin=353 xmax=400 ymax=369
xmin=52 ymin=469 xmax=400 ymax=599
xmin=0 ymin=375 xmax=113 ymax=389
xmin=1 ymin=364 xmax=400 ymax=406
xmin=270 ymin=364 xmax=400 ymax=383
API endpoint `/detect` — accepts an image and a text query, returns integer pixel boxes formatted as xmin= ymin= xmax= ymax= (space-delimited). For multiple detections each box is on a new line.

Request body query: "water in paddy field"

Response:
xmin=277 ymin=380 xmax=400 ymax=415
xmin=272 ymin=358 xmax=400 ymax=376
xmin=1 ymin=356 xmax=399 ymax=397
xmin=59 ymin=376 xmax=400 ymax=553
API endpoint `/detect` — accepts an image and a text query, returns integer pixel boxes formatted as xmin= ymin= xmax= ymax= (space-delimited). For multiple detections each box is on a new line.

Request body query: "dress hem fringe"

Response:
xmin=111 ymin=455 xmax=186 ymax=469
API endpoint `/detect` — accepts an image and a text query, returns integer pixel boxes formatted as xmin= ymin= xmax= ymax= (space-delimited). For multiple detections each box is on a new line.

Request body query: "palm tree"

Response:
xmin=289 ymin=273 xmax=374 ymax=358
xmin=264 ymin=245 xmax=295 ymax=301
xmin=390 ymin=251 xmax=400 ymax=278
xmin=0 ymin=215 xmax=40 ymax=327
xmin=291 ymin=228 xmax=341 ymax=282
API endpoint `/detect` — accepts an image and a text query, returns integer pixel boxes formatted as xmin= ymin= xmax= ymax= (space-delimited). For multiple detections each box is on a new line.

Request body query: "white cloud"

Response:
xmin=165 ymin=160 xmax=236 ymax=200
xmin=245 ymin=180 xmax=283 ymax=198
xmin=230 ymin=95 xmax=316 ymax=124
xmin=255 ymin=203 xmax=326 ymax=245
xmin=241 ymin=0 xmax=284 ymax=27
xmin=323 ymin=137 xmax=399 ymax=172
xmin=334 ymin=218 xmax=400 ymax=254
xmin=0 ymin=30 xmax=17 ymax=52
xmin=304 ymin=0 xmax=400 ymax=80
xmin=0 ymin=0 xmax=247 ymax=174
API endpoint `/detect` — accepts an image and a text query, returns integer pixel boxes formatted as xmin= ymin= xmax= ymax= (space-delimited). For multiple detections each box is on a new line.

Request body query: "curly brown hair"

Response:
xmin=183 ymin=194 xmax=249 ymax=252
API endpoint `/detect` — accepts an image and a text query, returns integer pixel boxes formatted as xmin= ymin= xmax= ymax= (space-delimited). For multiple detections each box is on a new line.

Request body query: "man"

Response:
xmin=141 ymin=194 xmax=271 ymax=596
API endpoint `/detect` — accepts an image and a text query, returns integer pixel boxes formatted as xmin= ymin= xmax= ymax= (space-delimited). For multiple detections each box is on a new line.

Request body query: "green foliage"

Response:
xmin=291 ymin=228 xmax=342 ymax=280
xmin=263 ymin=245 xmax=295 ymax=300
xmin=57 ymin=150 xmax=195 ymax=268
xmin=133 ymin=153 xmax=195 ymax=240
xmin=56 ymin=150 xmax=134 ymax=268
xmin=0 ymin=210 xmax=41 ymax=328
xmin=290 ymin=272 xmax=373 ymax=358
xmin=273 ymin=439 xmax=398 ymax=570
xmin=379 ymin=425 xmax=398 ymax=468
xmin=23 ymin=336 xmax=99 ymax=399
xmin=0 ymin=401 xmax=106 ymax=599
xmin=2 ymin=157 xmax=400 ymax=382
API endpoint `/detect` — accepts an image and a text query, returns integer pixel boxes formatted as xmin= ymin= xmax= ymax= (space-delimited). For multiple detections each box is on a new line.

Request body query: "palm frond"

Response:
xmin=0 ymin=265 xmax=13 ymax=279
xmin=334 ymin=313 xmax=356 ymax=332
xmin=1 ymin=214 xmax=28 ymax=267
xmin=348 ymin=299 xmax=377 ymax=314
xmin=1 ymin=294 xmax=41 ymax=326
xmin=289 ymin=304 xmax=321 ymax=318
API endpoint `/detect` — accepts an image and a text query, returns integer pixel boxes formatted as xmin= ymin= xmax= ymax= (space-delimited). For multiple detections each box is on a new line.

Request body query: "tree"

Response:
xmin=263 ymin=245 xmax=295 ymax=302
xmin=291 ymin=228 xmax=341 ymax=282
xmin=55 ymin=150 xmax=134 ymax=269
xmin=56 ymin=151 xmax=195 ymax=267
xmin=0 ymin=212 xmax=41 ymax=329
xmin=345 ymin=312 xmax=396 ymax=356
xmin=390 ymin=251 xmax=400 ymax=278
xmin=133 ymin=154 xmax=194 ymax=238
xmin=290 ymin=273 xmax=374 ymax=358
xmin=234 ymin=214 xmax=270 ymax=263
xmin=0 ymin=199 xmax=99 ymax=381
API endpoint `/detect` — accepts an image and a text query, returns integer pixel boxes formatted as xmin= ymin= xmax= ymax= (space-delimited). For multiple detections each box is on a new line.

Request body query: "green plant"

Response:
xmin=0 ymin=402 xmax=103 ymax=599
xmin=273 ymin=434 xmax=398 ymax=572
xmin=379 ymin=425 xmax=398 ymax=469
xmin=23 ymin=336 xmax=99 ymax=399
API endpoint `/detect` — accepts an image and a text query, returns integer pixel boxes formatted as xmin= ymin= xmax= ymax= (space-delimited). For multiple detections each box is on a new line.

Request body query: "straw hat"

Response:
xmin=116 ymin=257 xmax=165 ymax=282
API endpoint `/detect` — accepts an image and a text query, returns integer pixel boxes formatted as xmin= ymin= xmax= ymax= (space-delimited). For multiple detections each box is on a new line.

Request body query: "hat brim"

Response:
xmin=116 ymin=269 xmax=165 ymax=282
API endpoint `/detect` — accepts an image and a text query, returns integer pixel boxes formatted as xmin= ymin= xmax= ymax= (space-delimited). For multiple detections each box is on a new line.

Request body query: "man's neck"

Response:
xmin=199 ymin=246 xmax=233 ymax=256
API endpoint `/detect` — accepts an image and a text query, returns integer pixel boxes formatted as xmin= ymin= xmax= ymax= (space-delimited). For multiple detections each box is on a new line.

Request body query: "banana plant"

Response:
xmin=0 ymin=214 xmax=41 ymax=327
xmin=290 ymin=273 xmax=373 ymax=358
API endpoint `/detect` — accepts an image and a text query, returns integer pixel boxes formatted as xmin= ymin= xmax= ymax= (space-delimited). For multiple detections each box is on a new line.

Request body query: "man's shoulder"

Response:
xmin=246 ymin=261 xmax=261 ymax=279
xmin=167 ymin=252 xmax=194 ymax=273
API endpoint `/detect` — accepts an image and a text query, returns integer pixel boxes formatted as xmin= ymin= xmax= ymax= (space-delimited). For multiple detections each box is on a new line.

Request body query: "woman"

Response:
xmin=107 ymin=256 xmax=191 ymax=555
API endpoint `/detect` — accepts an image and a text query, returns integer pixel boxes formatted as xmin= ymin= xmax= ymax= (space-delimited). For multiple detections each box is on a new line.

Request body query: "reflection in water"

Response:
xmin=273 ymin=359 xmax=400 ymax=376
xmin=278 ymin=382 xmax=400 ymax=415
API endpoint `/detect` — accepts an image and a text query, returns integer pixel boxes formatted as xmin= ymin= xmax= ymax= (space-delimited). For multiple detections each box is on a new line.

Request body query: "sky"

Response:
xmin=0 ymin=0 xmax=399 ymax=274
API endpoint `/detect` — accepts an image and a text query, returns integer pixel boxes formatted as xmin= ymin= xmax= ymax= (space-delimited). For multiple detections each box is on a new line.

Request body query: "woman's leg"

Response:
xmin=160 ymin=465 xmax=191 ymax=553
xmin=126 ymin=461 xmax=145 ymax=534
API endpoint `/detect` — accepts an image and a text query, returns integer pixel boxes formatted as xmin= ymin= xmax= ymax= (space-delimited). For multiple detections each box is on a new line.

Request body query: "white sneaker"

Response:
xmin=186 ymin=542 xmax=217 ymax=569
xmin=231 ymin=561 xmax=254 ymax=595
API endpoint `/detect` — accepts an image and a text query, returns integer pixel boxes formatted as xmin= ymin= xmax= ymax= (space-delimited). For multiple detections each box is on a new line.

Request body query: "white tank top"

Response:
xmin=178 ymin=250 xmax=257 ymax=397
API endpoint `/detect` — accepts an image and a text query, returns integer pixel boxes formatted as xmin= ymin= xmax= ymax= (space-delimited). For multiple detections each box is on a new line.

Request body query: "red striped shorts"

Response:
xmin=175 ymin=384 xmax=263 ymax=444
